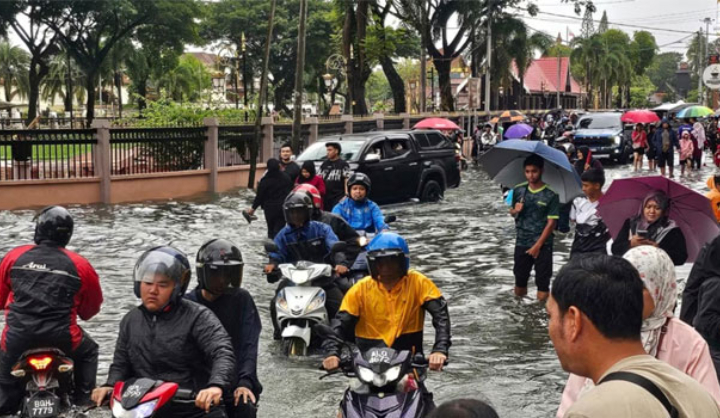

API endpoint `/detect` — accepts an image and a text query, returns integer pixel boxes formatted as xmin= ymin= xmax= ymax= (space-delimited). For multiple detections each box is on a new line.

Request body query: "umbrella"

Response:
xmin=597 ymin=176 xmax=719 ymax=262
xmin=504 ymin=123 xmax=534 ymax=139
xmin=490 ymin=110 xmax=525 ymax=124
xmin=478 ymin=139 xmax=582 ymax=204
xmin=621 ymin=110 xmax=660 ymax=124
xmin=413 ymin=117 xmax=460 ymax=131
xmin=676 ymin=106 xmax=714 ymax=119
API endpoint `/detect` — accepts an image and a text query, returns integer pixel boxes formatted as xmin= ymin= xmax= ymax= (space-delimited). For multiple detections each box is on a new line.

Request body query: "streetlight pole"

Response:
xmin=292 ymin=0 xmax=308 ymax=153
xmin=484 ymin=1 xmax=492 ymax=115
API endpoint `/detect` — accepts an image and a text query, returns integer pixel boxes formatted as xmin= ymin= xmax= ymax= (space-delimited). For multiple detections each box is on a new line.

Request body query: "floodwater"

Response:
xmin=0 ymin=159 xmax=715 ymax=418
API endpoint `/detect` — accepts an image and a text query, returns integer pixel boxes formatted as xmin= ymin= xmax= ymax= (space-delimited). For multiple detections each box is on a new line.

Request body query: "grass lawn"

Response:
xmin=0 ymin=143 xmax=94 ymax=161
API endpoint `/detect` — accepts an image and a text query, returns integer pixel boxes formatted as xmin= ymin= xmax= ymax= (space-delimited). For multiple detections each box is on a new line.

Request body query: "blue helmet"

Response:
xmin=366 ymin=232 xmax=410 ymax=277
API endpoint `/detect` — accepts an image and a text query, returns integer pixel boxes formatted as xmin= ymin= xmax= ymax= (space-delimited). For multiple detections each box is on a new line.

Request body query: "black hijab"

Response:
xmin=297 ymin=160 xmax=316 ymax=184
xmin=680 ymin=234 xmax=720 ymax=323
xmin=629 ymin=191 xmax=676 ymax=243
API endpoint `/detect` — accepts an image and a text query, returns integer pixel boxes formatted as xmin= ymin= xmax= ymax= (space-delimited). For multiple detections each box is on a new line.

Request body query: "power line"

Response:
xmin=516 ymin=6 xmax=710 ymax=34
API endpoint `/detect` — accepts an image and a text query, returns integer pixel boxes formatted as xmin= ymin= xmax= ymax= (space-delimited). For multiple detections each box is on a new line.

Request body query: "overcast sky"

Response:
xmin=520 ymin=0 xmax=719 ymax=56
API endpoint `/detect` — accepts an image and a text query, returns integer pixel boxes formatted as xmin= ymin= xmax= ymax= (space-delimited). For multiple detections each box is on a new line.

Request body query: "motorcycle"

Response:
xmin=8 ymin=348 xmax=80 ymax=418
xmin=315 ymin=324 xmax=436 ymax=418
xmin=108 ymin=378 xmax=200 ymax=417
xmin=454 ymin=143 xmax=468 ymax=171
xmin=264 ymin=241 xmax=346 ymax=357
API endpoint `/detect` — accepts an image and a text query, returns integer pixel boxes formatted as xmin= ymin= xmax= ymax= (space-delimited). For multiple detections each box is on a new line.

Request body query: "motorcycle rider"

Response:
xmin=185 ymin=239 xmax=262 ymax=418
xmin=264 ymin=191 xmax=349 ymax=338
xmin=479 ymin=123 xmax=496 ymax=152
xmin=91 ymin=246 xmax=235 ymax=418
xmin=0 ymin=206 xmax=103 ymax=412
xmin=544 ymin=116 xmax=557 ymax=147
xmin=322 ymin=232 xmax=451 ymax=374
xmin=331 ymin=173 xmax=389 ymax=234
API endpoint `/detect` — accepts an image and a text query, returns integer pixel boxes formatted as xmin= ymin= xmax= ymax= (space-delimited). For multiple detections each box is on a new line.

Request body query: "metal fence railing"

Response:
xmin=109 ymin=128 xmax=207 ymax=175
xmin=0 ymin=129 xmax=96 ymax=181
xmin=218 ymin=125 xmax=261 ymax=167
xmin=317 ymin=121 xmax=345 ymax=138
xmin=353 ymin=119 xmax=378 ymax=134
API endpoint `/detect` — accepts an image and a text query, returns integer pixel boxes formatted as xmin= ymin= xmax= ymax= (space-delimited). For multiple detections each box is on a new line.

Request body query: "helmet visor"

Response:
xmin=286 ymin=207 xmax=309 ymax=226
xmin=367 ymin=250 xmax=406 ymax=280
xmin=202 ymin=263 xmax=243 ymax=294
xmin=134 ymin=251 xmax=187 ymax=286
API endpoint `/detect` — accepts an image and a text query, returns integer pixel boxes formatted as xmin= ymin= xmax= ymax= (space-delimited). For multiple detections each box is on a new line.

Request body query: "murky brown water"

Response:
xmin=0 ymin=159 xmax=715 ymax=417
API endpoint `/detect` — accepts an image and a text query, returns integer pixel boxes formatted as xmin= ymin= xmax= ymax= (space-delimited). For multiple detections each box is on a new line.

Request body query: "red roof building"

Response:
xmin=510 ymin=56 xmax=585 ymax=110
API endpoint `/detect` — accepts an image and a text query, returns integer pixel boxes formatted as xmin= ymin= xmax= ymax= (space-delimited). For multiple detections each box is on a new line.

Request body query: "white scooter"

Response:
xmin=265 ymin=241 xmax=346 ymax=356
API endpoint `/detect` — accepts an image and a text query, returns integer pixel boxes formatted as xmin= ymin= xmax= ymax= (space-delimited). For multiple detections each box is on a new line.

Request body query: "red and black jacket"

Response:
xmin=0 ymin=244 xmax=103 ymax=352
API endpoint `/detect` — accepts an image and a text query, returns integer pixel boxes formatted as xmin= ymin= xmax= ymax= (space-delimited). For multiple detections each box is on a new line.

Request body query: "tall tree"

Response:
xmin=38 ymin=0 xmax=201 ymax=124
xmin=597 ymin=11 xmax=609 ymax=34
xmin=41 ymin=51 xmax=85 ymax=112
xmin=0 ymin=39 xmax=30 ymax=102
xmin=156 ymin=54 xmax=211 ymax=102
xmin=645 ymin=52 xmax=682 ymax=97
xmin=0 ymin=1 xmax=61 ymax=123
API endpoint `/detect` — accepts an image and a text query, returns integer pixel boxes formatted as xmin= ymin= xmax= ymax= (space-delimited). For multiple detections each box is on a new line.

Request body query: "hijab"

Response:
xmin=680 ymin=234 xmax=720 ymax=323
xmin=262 ymin=158 xmax=292 ymax=184
xmin=297 ymin=160 xmax=316 ymax=184
xmin=624 ymin=246 xmax=677 ymax=357
xmin=631 ymin=191 xmax=677 ymax=243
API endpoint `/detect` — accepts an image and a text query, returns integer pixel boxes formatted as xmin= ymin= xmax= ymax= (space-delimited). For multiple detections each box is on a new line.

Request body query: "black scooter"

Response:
xmin=315 ymin=324 xmax=436 ymax=418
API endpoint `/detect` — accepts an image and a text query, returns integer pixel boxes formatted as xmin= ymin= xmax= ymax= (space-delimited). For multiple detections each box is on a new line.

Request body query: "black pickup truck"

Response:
xmin=296 ymin=130 xmax=461 ymax=204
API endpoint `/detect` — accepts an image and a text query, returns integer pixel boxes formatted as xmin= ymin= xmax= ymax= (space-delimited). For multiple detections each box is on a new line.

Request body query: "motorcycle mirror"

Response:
xmin=263 ymin=240 xmax=279 ymax=253
xmin=385 ymin=215 xmax=397 ymax=224
xmin=331 ymin=241 xmax=347 ymax=253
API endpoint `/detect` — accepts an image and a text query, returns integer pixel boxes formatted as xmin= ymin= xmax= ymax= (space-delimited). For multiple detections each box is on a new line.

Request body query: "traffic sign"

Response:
xmin=703 ymin=64 xmax=720 ymax=90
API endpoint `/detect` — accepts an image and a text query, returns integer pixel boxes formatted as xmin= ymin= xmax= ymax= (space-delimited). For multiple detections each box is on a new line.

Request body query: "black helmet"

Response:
xmin=283 ymin=191 xmax=314 ymax=227
xmin=33 ymin=206 xmax=74 ymax=247
xmin=196 ymin=239 xmax=244 ymax=295
xmin=348 ymin=172 xmax=372 ymax=196
xmin=133 ymin=246 xmax=191 ymax=308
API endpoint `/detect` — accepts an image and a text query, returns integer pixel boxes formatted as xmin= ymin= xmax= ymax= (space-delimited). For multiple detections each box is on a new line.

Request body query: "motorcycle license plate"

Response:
xmin=26 ymin=392 xmax=58 ymax=418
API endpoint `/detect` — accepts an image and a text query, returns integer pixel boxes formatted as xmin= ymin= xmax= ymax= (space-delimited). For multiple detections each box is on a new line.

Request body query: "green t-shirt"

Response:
xmin=512 ymin=182 xmax=560 ymax=248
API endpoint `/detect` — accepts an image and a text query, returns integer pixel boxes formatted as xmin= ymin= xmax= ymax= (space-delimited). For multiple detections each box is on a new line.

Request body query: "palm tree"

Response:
xmin=0 ymin=40 xmax=30 ymax=102
xmin=156 ymin=55 xmax=211 ymax=102
xmin=571 ymin=35 xmax=603 ymax=108
xmin=41 ymin=52 xmax=86 ymax=112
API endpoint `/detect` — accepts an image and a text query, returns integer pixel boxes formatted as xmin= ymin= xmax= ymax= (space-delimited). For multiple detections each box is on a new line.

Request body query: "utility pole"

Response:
xmin=484 ymin=1 xmax=492 ymax=115
xmin=556 ymin=33 xmax=562 ymax=109
xmin=251 ymin=0 xmax=277 ymax=188
xmin=66 ymin=53 xmax=73 ymax=127
xmin=420 ymin=34 xmax=427 ymax=113
xmin=242 ymin=33 xmax=248 ymax=112
xmin=698 ymin=28 xmax=704 ymax=105
xmin=703 ymin=18 xmax=713 ymax=105
xmin=292 ymin=0 xmax=308 ymax=154
xmin=235 ymin=44 xmax=240 ymax=110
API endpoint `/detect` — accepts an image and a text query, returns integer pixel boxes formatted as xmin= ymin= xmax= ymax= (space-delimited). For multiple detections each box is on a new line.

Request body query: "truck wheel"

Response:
xmin=420 ymin=180 xmax=444 ymax=202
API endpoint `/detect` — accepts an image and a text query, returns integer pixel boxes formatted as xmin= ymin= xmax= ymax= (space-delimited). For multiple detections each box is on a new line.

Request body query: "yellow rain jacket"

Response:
xmin=708 ymin=176 xmax=720 ymax=223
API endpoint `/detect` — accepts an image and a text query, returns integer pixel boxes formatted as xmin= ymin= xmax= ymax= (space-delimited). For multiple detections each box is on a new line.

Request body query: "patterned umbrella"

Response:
xmin=676 ymin=106 xmax=714 ymax=119
xmin=490 ymin=110 xmax=525 ymax=124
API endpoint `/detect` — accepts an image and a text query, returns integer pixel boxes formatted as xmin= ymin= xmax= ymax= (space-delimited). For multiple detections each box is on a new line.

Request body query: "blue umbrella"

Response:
xmin=504 ymin=123 xmax=534 ymax=139
xmin=478 ymin=140 xmax=582 ymax=203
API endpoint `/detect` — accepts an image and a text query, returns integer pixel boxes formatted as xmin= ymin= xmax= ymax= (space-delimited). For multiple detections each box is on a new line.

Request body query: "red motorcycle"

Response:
xmin=109 ymin=378 xmax=196 ymax=417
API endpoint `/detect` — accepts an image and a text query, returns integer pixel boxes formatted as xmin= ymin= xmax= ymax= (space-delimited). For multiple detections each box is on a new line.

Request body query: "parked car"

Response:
xmin=573 ymin=112 xmax=633 ymax=163
xmin=296 ymin=130 xmax=461 ymax=204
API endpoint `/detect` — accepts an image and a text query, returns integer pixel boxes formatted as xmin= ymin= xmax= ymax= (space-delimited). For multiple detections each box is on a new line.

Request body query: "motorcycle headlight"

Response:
xmin=383 ymin=365 xmax=402 ymax=383
xmin=112 ymin=399 xmax=158 ymax=418
xmin=357 ymin=366 xmax=375 ymax=384
xmin=305 ymin=290 xmax=326 ymax=312
xmin=276 ymin=290 xmax=288 ymax=311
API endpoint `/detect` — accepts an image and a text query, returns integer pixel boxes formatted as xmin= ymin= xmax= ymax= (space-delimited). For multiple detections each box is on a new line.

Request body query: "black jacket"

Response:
xmin=105 ymin=299 xmax=235 ymax=392
xmin=252 ymin=171 xmax=293 ymax=211
xmin=681 ymin=235 xmax=720 ymax=325
xmin=693 ymin=277 xmax=720 ymax=351
xmin=280 ymin=161 xmax=300 ymax=183
xmin=185 ymin=288 xmax=262 ymax=397
xmin=611 ymin=218 xmax=688 ymax=266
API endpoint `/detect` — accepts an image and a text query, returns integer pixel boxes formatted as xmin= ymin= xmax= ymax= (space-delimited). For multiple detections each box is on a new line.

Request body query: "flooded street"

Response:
xmin=0 ymin=160 xmax=715 ymax=418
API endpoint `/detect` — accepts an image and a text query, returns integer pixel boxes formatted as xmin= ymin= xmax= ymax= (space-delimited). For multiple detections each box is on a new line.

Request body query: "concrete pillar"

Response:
xmin=400 ymin=113 xmax=410 ymax=130
xmin=307 ymin=116 xmax=319 ymax=145
xmin=91 ymin=119 xmax=111 ymax=204
xmin=261 ymin=117 xmax=274 ymax=162
xmin=341 ymin=115 xmax=354 ymax=135
xmin=374 ymin=113 xmax=384 ymax=131
xmin=204 ymin=117 xmax=219 ymax=194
